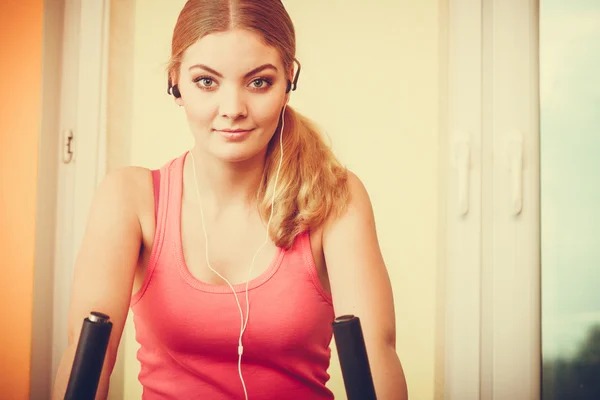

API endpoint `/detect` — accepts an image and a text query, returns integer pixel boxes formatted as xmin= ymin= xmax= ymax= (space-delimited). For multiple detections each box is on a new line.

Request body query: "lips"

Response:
xmin=216 ymin=128 xmax=254 ymax=141
xmin=217 ymin=128 xmax=252 ymax=133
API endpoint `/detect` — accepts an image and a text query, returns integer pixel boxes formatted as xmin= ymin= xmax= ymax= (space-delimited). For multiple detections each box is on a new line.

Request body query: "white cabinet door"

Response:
xmin=443 ymin=0 xmax=484 ymax=397
xmin=481 ymin=1 xmax=541 ymax=399
xmin=443 ymin=1 xmax=540 ymax=399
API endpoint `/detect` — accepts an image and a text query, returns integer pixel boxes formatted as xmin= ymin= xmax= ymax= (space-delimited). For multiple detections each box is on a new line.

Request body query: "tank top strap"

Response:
xmin=130 ymin=152 xmax=187 ymax=306
xmin=152 ymin=169 xmax=161 ymax=218
xmin=156 ymin=152 xmax=186 ymax=247
xmin=295 ymin=230 xmax=333 ymax=305
xmin=165 ymin=151 xmax=187 ymax=237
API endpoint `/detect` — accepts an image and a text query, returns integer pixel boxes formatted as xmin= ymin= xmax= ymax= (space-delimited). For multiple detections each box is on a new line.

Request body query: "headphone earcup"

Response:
xmin=286 ymin=80 xmax=292 ymax=94
xmin=172 ymin=84 xmax=181 ymax=98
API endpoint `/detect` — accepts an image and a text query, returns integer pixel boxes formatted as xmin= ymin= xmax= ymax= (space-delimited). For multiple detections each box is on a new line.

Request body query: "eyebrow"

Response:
xmin=188 ymin=63 xmax=279 ymax=78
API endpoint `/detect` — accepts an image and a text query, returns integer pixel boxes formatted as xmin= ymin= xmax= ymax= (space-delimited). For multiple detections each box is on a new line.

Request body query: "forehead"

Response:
xmin=181 ymin=29 xmax=283 ymax=75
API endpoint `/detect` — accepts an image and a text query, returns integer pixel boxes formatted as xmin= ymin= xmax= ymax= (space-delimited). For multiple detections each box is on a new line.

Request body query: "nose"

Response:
xmin=218 ymin=86 xmax=247 ymax=120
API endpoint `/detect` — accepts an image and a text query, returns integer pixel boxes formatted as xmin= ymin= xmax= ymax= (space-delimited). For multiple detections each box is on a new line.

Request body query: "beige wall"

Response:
xmin=109 ymin=1 xmax=443 ymax=398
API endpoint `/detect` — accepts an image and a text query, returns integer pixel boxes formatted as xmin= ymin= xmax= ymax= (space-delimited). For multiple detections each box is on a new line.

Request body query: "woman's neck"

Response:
xmin=185 ymin=146 xmax=267 ymax=214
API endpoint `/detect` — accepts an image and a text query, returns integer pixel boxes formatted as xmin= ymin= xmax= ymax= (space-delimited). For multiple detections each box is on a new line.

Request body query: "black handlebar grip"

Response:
xmin=64 ymin=312 xmax=113 ymax=400
xmin=332 ymin=315 xmax=377 ymax=400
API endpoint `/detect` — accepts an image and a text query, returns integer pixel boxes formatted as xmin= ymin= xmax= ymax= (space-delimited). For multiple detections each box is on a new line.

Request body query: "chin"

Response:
xmin=209 ymin=145 xmax=264 ymax=164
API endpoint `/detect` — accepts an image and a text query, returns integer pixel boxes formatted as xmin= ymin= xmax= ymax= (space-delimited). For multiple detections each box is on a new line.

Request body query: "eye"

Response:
xmin=251 ymin=79 xmax=265 ymax=88
xmin=250 ymin=78 xmax=273 ymax=90
xmin=193 ymin=76 xmax=216 ymax=89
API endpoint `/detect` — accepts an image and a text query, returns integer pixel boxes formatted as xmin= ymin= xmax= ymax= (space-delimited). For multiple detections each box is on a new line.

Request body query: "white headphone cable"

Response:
xmin=189 ymin=103 xmax=287 ymax=400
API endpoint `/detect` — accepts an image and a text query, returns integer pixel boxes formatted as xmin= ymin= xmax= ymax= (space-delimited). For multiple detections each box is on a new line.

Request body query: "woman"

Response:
xmin=53 ymin=0 xmax=408 ymax=399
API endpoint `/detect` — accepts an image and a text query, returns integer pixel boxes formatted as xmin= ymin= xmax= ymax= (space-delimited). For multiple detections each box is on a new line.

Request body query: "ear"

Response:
xmin=169 ymin=70 xmax=184 ymax=106
xmin=175 ymin=95 xmax=184 ymax=107
xmin=285 ymin=66 xmax=295 ymax=102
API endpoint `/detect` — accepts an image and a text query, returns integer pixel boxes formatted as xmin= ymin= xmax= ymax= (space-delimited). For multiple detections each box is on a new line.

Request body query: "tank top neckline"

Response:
xmin=171 ymin=150 xmax=288 ymax=294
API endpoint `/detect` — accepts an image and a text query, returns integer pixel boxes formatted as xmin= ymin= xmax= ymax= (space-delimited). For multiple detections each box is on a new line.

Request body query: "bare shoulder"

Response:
xmin=100 ymin=166 xmax=153 ymax=207
xmin=345 ymin=169 xmax=372 ymax=207
xmin=100 ymin=166 xmax=155 ymax=216
xmin=313 ymin=169 xmax=372 ymax=243
xmin=325 ymin=169 xmax=374 ymax=230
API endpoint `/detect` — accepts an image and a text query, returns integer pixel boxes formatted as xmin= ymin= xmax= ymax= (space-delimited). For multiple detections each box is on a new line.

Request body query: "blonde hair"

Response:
xmin=168 ymin=0 xmax=350 ymax=249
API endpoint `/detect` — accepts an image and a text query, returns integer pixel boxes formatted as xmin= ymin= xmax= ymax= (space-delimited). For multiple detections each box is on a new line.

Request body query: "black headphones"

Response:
xmin=168 ymin=58 xmax=301 ymax=99
xmin=170 ymin=84 xmax=181 ymax=98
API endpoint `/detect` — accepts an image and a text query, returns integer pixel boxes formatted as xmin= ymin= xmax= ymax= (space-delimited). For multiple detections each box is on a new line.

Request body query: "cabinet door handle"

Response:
xmin=508 ymin=138 xmax=523 ymax=216
xmin=454 ymin=138 xmax=471 ymax=216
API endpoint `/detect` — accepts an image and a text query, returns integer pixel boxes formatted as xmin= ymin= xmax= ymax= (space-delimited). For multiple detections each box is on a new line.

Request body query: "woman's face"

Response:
xmin=175 ymin=28 xmax=290 ymax=163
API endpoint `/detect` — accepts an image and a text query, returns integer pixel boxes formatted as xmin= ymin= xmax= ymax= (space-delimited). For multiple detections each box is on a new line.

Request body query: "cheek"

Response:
xmin=184 ymin=100 xmax=216 ymax=125
xmin=250 ymin=96 xmax=284 ymax=126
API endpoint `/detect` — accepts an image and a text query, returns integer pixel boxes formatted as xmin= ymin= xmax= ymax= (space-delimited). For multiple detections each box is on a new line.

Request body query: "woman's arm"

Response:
xmin=52 ymin=167 xmax=148 ymax=400
xmin=323 ymin=171 xmax=408 ymax=400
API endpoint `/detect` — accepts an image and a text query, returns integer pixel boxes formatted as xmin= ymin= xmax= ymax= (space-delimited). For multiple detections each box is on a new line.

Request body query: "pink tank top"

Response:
xmin=130 ymin=152 xmax=336 ymax=399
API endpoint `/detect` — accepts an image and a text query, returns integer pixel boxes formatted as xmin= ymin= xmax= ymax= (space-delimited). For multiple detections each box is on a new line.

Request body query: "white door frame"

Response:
xmin=42 ymin=0 xmax=111 ymax=395
xmin=443 ymin=0 xmax=541 ymax=399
